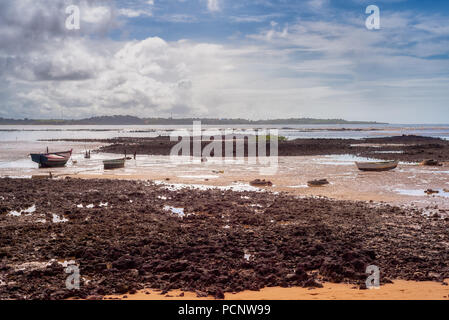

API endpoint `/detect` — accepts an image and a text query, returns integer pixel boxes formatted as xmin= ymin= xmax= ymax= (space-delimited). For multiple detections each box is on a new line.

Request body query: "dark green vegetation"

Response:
xmin=0 ymin=115 xmax=385 ymax=126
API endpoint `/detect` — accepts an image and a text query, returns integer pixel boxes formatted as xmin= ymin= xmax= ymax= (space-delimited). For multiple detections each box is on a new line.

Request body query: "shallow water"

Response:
xmin=373 ymin=151 xmax=405 ymax=154
xmin=163 ymin=205 xmax=185 ymax=218
xmin=317 ymin=154 xmax=376 ymax=165
xmin=1 ymin=123 xmax=448 ymax=142
xmin=52 ymin=214 xmax=69 ymax=223
xmin=154 ymin=180 xmax=263 ymax=193
xmin=8 ymin=204 xmax=36 ymax=217
xmin=395 ymin=189 xmax=449 ymax=198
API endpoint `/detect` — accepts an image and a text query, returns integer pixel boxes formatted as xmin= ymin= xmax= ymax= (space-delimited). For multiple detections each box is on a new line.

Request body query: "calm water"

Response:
xmin=0 ymin=123 xmax=449 ymax=141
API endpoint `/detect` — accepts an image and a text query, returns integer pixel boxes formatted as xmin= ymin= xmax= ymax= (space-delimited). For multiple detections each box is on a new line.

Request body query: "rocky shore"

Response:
xmin=44 ymin=135 xmax=449 ymax=163
xmin=1 ymin=178 xmax=448 ymax=300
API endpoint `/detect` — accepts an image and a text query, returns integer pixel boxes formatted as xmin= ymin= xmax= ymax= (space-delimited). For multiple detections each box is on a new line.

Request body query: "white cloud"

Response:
xmin=118 ymin=8 xmax=153 ymax=18
xmin=82 ymin=5 xmax=112 ymax=23
xmin=207 ymin=0 xmax=220 ymax=12
xmin=5 ymin=37 xmax=240 ymax=118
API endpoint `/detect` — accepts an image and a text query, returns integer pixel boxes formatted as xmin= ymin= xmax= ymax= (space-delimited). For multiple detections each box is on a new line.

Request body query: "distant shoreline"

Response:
xmin=0 ymin=115 xmax=386 ymax=126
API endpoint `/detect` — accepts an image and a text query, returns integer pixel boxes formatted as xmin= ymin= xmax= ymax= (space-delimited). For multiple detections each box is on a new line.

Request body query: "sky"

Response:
xmin=0 ymin=0 xmax=449 ymax=123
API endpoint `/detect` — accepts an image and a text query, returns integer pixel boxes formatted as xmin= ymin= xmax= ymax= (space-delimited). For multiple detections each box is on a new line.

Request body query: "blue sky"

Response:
xmin=0 ymin=0 xmax=448 ymax=123
xmin=115 ymin=0 xmax=449 ymax=42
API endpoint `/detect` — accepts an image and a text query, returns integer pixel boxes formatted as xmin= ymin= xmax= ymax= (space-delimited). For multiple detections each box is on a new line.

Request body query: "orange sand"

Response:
xmin=103 ymin=280 xmax=449 ymax=300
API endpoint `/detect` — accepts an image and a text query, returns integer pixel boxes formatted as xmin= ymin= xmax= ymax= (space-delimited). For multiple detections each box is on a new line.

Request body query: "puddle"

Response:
xmin=227 ymin=183 xmax=264 ymax=192
xmin=395 ymin=189 xmax=449 ymax=198
xmin=11 ymin=259 xmax=76 ymax=272
xmin=373 ymin=151 xmax=404 ymax=154
xmin=350 ymin=144 xmax=408 ymax=148
xmin=155 ymin=181 xmax=263 ymax=193
xmin=52 ymin=214 xmax=69 ymax=223
xmin=8 ymin=204 xmax=36 ymax=217
xmin=12 ymin=261 xmax=50 ymax=272
xmin=163 ymin=205 xmax=185 ymax=218
xmin=243 ymin=249 xmax=252 ymax=261
xmin=288 ymin=184 xmax=308 ymax=189
xmin=178 ymin=175 xmax=219 ymax=180
xmin=318 ymin=154 xmax=376 ymax=166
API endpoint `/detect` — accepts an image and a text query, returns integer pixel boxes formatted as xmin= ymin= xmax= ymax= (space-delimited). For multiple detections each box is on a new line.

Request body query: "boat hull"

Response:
xmin=356 ymin=161 xmax=399 ymax=172
xmin=103 ymin=159 xmax=126 ymax=170
xmin=30 ymin=149 xmax=72 ymax=168
xmin=30 ymin=154 xmax=70 ymax=168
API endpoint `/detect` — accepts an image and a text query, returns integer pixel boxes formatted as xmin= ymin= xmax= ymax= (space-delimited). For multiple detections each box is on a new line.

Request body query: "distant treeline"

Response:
xmin=0 ymin=115 xmax=386 ymax=125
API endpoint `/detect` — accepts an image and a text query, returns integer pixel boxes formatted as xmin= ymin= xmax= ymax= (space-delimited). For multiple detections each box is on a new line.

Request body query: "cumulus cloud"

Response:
xmin=3 ymin=35 xmax=242 ymax=119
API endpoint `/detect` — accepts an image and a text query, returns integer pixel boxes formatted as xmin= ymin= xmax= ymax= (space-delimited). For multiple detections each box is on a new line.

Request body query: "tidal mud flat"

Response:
xmin=1 ymin=178 xmax=449 ymax=300
xmin=48 ymin=135 xmax=449 ymax=163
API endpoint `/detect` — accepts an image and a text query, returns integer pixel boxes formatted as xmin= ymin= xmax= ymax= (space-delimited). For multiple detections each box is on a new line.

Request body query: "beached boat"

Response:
xmin=355 ymin=160 xmax=399 ymax=172
xmin=30 ymin=149 xmax=72 ymax=168
xmin=103 ymin=158 xmax=126 ymax=170
xmin=30 ymin=153 xmax=70 ymax=168
xmin=307 ymin=179 xmax=330 ymax=187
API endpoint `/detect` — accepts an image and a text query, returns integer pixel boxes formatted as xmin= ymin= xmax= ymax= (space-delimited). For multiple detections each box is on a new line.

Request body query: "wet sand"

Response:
xmin=1 ymin=136 xmax=448 ymax=213
xmin=53 ymin=156 xmax=449 ymax=214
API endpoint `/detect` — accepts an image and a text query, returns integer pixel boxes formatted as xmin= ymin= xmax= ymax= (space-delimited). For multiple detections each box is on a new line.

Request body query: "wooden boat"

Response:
xmin=103 ymin=158 xmax=126 ymax=170
xmin=307 ymin=179 xmax=330 ymax=187
xmin=30 ymin=149 xmax=72 ymax=168
xmin=355 ymin=160 xmax=399 ymax=172
xmin=30 ymin=153 xmax=70 ymax=168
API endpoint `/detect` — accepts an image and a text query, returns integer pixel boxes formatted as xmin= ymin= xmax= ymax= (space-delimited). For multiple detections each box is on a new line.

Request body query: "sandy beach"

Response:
xmin=103 ymin=281 xmax=449 ymax=300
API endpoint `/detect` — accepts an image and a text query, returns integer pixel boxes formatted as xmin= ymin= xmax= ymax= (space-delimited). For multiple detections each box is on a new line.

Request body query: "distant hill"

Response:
xmin=0 ymin=115 xmax=386 ymax=125
xmin=0 ymin=115 xmax=146 ymax=125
